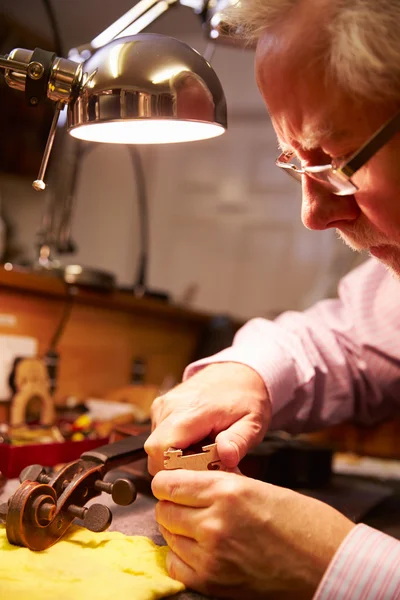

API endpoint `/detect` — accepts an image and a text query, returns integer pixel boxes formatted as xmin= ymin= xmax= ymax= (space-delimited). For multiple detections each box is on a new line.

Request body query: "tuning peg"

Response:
xmin=0 ymin=501 xmax=8 ymax=523
xmin=94 ymin=478 xmax=137 ymax=506
xmin=19 ymin=464 xmax=51 ymax=484
xmin=68 ymin=503 xmax=112 ymax=532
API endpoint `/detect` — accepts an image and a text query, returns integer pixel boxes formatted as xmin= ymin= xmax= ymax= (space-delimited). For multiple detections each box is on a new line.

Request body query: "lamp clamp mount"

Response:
xmin=0 ymin=48 xmax=83 ymax=191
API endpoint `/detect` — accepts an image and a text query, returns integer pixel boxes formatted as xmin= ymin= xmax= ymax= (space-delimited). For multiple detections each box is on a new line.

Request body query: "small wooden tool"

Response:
xmin=164 ymin=442 xmax=225 ymax=471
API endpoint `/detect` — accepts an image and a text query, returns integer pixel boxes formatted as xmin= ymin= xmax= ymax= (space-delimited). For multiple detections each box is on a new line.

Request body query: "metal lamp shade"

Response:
xmin=67 ymin=33 xmax=227 ymax=144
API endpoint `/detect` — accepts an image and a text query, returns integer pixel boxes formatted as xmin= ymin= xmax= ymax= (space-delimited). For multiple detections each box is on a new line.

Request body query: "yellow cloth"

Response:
xmin=0 ymin=525 xmax=185 ymax=600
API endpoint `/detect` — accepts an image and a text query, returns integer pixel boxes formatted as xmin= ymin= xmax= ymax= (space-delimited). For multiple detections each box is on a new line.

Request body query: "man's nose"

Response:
xmin=301 ymin=176 xmax=360 ymax=230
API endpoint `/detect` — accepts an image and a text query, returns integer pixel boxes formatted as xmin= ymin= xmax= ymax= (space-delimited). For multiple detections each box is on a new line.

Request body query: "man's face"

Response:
xmin=255 ymin=26 xmax=400 ymax=276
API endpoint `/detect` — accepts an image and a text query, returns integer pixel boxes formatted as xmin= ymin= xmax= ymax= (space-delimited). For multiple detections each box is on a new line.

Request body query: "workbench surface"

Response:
xmin=1 ymin=472 xmax=399 ymax=599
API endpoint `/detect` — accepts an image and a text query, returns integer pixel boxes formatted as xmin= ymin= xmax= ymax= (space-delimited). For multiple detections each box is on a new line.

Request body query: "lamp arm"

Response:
xmin=69 ymin=0 xmax=179 ymax=62
xmin=128 ymin=146 xmax=150 ymax=291
xmin=67 ymin=0 xmax=241 ymax=64
xmin=33 ymin=101 xmax=65 ymax=192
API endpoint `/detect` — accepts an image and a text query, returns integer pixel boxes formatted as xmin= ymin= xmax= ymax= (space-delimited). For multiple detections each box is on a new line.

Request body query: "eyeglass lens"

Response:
xmin=280 ymin=163 xmax=357 ymax=196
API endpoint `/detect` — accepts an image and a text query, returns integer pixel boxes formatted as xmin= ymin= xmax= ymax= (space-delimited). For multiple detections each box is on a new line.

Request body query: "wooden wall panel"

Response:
xmin=0 ymin=269 xmax=209 ymax=405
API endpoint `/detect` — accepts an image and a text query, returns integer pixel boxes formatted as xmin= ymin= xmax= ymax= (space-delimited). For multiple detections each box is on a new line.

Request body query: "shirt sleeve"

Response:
xmin=314 ymin=524 xmax=400 ymax=599
xmin=184 ymin=258 xmax=400 ymax=433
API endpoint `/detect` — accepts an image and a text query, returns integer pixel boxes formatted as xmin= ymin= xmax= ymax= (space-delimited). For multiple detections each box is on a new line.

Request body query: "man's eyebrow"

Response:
xmin=278 ymin=140 xmax=293 ymax=154
xmin=277 ymin=126 xmax=350 ymax=154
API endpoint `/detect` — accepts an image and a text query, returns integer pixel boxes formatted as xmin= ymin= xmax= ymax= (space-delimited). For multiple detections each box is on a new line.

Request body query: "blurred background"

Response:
xmin=0 ymin=2 xmax=399 ymax=538
xmin=0 ymin=0 xmax=364 ymax=320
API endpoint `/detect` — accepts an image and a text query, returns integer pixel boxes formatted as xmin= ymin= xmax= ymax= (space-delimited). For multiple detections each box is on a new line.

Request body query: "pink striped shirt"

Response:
xmin=315 ymin=525 xmax=400 ymax=599
xmin=185 ymin=258 xmax=400 ymax=598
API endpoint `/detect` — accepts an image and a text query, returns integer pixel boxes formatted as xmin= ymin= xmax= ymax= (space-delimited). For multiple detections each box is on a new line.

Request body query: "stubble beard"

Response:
xmin=336 ymin=227 xmax=400 ymax=279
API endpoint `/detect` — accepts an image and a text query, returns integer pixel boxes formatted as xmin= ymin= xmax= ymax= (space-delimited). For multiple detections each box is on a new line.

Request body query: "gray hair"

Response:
xmin=226 ymin=0 xmax=400 ymax=101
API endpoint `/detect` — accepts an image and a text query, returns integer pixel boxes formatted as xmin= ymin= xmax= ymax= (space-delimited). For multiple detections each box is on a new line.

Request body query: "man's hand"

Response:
xmin=144 ymin=363 xmax=270 ymax=475
xmin=152 ymin=469 xmax=355 ymax=599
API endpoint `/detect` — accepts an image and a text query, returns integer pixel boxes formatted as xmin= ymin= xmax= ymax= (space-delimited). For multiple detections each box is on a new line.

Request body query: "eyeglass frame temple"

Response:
xmin=341 ymin=110 xmax=400 ymax=177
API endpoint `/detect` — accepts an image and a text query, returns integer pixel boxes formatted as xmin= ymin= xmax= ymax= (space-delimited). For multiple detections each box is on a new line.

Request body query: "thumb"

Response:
xmin=216 ymin=420 xmax=259 ymax=469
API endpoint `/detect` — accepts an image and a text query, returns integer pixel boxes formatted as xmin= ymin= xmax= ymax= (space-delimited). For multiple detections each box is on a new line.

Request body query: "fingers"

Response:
xmin=161 ymin=528 xmax=244 ymax=598
xmin=216 ymin=416 xmax=266 ymax=468
xmin=146 ymin=410 xmax=264 ymax=474
xmin=164 ymin=545 xmax=207 ymax=592
xmin=145 ymin=412 xmax=215 ymax=475
xmin=156 ymin=503 xmax=203 ymax=539
xmin=159 ymin=525 xmax=196 ymax=561
xmin=145 ymin=362 xmax=270 ymax=474
xmin=149 ymin=393 xmax=170 ymax=428
xmin=152 ymin=469 xmax=220 ymax=507
xmin=215 ymin=431 xmax=241 ymax=468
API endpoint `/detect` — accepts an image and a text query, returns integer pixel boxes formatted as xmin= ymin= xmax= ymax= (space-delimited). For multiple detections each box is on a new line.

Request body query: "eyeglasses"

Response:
xmin=276 ymin=110 xmax=400 ymax=196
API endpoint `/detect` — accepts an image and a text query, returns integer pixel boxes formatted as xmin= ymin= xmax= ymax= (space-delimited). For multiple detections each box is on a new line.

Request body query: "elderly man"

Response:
xmin=145 ymin=0 xmax=400 ymax=597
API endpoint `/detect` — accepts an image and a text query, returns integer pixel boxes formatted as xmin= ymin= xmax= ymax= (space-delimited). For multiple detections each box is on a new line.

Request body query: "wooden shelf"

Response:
xmin=0 ymin=266 xmax=211 ymax=325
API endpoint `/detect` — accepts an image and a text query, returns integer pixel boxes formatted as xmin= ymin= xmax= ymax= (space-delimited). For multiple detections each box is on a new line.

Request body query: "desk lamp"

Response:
xmin=0 ymin=0 xmax=239 ymax=288
xmin=0 ymin=33 xmax=227 ymax=190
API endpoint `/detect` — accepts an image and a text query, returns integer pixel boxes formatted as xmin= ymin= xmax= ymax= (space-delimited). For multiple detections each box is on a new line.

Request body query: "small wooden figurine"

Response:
xmin=10 ymin=358 xmax=55 ymax=426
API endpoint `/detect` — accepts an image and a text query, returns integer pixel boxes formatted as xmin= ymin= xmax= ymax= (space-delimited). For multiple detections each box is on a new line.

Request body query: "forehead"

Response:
xmin=255 ymin=32 xmax=350 ymax=150
xmin=254 ymin=24 xmax=398 ymax=155
xmin=253 ymin=1 xmax=350 ymax=147
xmin=276 ymin=118 xmax=352 ymax=153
